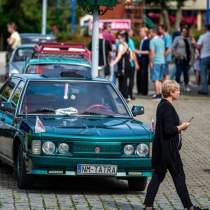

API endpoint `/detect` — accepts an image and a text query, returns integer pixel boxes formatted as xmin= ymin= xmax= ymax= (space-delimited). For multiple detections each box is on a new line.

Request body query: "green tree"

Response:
xmin=0 ymin=0 xmax=42 ymax=33
xmin=145 ymin=0 xmax=172 ymax=30
xmin=145 ymin=0 xmax=196 ymax=30
xmin=174 ymin=0 xmax=195 ymax=29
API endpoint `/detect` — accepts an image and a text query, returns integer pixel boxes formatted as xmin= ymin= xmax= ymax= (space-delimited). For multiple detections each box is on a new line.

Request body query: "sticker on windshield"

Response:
xmin=64 ymin=83 xmax=69 ymax=99
xmin=55 ymin=107 xmax=78 ymax=115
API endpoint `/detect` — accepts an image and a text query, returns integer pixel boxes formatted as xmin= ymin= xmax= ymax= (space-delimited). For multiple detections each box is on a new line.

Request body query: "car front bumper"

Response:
xmin=25 ymin=153 xmax=153 ymax=177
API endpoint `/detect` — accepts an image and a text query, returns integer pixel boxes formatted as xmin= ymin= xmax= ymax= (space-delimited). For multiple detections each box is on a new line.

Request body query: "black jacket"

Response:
xmin=152 ymin=99 xmax=183 ymax=174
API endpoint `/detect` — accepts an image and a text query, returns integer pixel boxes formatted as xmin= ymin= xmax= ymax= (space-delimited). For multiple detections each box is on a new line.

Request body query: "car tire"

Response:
xmin=128 ymin=177 xmax=148 ymax=191
xmin=16 ymin=144 xmax=35 ymax=189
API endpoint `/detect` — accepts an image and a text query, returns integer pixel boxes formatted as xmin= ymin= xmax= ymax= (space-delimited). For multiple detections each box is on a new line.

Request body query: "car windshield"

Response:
xmin=19 ymin=81 xmax=130 ymax=117
xmin=13 ymin=47 xmax=34 ymax=62
xmin=25 ymin=64 xmax=91 ymax=74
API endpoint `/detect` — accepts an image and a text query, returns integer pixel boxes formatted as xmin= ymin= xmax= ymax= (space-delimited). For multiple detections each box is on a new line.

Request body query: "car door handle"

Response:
xmin=1 ymin=118 xmax=5 ymax=122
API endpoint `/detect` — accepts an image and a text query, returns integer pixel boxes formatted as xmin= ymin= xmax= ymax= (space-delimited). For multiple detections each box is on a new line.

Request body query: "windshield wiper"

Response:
xmin=81 ymin=111 xmax=115 ymax=118
xmin=22 ymin=107 xmax=55 ymax=114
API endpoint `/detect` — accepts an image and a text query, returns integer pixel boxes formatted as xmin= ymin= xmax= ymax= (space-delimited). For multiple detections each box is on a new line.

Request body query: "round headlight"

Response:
xmin=136 ymin=144 xmax=149 ymax=156
xmin=9 ymin=69 xmax=19 ymax=77
xmin=124 ymin=144 xmax=134 ymax=155
xmin=58 ymin=143 xmax=69 ymax=154
xmin=42 ymin=141 xmax=55 ymax=154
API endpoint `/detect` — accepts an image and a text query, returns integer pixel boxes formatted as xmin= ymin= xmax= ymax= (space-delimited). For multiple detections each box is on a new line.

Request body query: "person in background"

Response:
xmin=194 ymin=24 xmax=210 ymax=95
xmin=7 ymin=22 xmax=21 ymax=50
xmin=135 ymin=27 xmax=150 ymax=96
xmin=102 ymin=22 xmax=116 ymax=45
xmin=110 ymin=31 xmax=133 ymax=102
xmin=170 ymin=22 xmax=188 ymax=80
xmin=88 ymin=28 xmax=112 ymax=78
xmin=172 ymin=21 xmax=188 ymax=42
xmin=103 ymin=22 xmax=116 ymax=82
xmin=193 ymin=49 xmax=201 ymax=87
xmin=112 ymin=31 xmax=122 ymax=85
xmin=159 ymin=24 xmax=172 ymax=81
xmin=172 ymin=27 xmax=191 ymax=92
xmin=187 ymin=29 xmax=196 ymax=87
xmin=6 ymin=22 xmax=21 ymax=65
xmin=143 ymin=80 xmax=207 ymax=210
xmin=149 ymin=27 xmax=165 ymax=101
xmin=115 ymin=29 xmax=139 ymax=100
xmin=127 ymin=29 xmax=140 ymax=100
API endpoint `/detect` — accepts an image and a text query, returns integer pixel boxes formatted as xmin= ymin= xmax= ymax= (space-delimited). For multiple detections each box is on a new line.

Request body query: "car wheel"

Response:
xmin=128 ymin=177 xmax=148 ymax=191
xmin=16 ymin=144 xmax=35 ymax=189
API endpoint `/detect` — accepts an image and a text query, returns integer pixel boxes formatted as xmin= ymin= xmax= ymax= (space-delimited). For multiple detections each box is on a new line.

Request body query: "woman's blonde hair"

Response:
xmin=162 ymin=80 xmax=180 ymax=98
xmin=139 ymin=27 xmax=149 ymax=36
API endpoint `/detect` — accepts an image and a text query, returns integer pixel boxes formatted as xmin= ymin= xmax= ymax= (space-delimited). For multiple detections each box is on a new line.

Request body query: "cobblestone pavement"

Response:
xmin=0 ymin=51 xmax=210 ymax=209
xmin=0 ymin=96 xmax=210 ymax=210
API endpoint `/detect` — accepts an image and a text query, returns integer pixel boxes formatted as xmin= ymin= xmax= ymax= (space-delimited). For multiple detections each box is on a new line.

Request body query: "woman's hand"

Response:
xmin=135 ymin=49 xmax=141 ymax=54
xmin=149 ymin=62 xmax=153 ymax=70
xmin=110 ymin=63 xmax=114 ymax=68
xmin=179 ymin=122 xmax=191 ymax=131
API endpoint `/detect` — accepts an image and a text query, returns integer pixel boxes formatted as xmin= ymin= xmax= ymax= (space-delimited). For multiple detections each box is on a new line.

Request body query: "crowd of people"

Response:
xmin=89 ymin=21 xmax=210 ymax=101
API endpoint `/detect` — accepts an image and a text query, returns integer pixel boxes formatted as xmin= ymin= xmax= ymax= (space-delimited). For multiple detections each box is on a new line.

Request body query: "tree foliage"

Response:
xmin=0 ymin=0 xmax=86 ymax=36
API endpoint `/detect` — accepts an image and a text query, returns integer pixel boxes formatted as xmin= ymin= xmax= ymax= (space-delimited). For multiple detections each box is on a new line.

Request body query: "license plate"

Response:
xmin=77 ymin=164 xmax=117 ymax=175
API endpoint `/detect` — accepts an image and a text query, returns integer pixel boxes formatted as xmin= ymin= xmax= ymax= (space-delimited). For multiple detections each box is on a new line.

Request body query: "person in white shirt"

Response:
xmin=195 ymin=24 xmax=210 ymax=95
xmin=7 ymin=22 xmax=21 ymax=50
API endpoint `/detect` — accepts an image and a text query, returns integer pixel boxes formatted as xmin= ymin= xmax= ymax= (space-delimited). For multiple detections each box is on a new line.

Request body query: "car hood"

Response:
xmin=10 ymin=62 xmax=25 ymax=73
xmin=24 ymin=116 xmax=150 ymax=137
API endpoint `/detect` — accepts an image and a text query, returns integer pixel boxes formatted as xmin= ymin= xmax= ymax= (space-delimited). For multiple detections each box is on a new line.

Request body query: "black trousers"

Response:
xmin=118 ymin=70 xmax=130 ymax=99
xmin=128 ymin=67 xmax=135 ymax=98
xmin=144 ymin=168 xmax=193 ymax=209
xmin=137 ymin=61 xmax=148 ymax=95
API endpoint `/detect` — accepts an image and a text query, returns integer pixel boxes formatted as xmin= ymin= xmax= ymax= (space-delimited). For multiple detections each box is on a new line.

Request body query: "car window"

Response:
xmin=11 ymin=81 xmax=25 ymax=107
xmin=0 ymin=78 xmax=20 ymax=102
xmin=25 ymin=64 xmax=91 ymax=74
xmin=20 ymin=81 xmax=130 ymax=117
xmin=13 ymin=47 xmax=33 ymax=62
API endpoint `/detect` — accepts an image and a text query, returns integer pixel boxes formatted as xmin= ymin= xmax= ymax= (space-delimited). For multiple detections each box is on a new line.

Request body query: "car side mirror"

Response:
xmin=131 ymin=105 xmax=144 ymax=116
xmin=0 ymin=102 xmax=15 ymax=114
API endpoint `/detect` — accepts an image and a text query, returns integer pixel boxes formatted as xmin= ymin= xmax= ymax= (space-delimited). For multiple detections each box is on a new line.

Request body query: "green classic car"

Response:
xmin=0 ymin=73 xmax=153 ymax=190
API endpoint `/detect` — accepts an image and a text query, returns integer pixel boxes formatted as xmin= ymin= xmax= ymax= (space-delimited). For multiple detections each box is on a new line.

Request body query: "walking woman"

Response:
xmin=172 ymin=27 xmax=192 ymax=92
xmin=143 ymin=80 xmax=208 ymax=210
xmin=110 ymin=31 xmax=133 ymax=102
xmin=135 ymin=27 xmax=150 ymax=95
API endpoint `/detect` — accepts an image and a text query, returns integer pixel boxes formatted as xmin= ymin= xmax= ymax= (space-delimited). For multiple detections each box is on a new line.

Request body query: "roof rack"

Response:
xmin=33 ymin=42 xmax=91 ymax=61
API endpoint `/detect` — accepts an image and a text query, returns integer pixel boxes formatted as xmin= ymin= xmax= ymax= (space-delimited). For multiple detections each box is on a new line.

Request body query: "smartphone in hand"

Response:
xmin=188 ymin=117 xmax=194 ymax=123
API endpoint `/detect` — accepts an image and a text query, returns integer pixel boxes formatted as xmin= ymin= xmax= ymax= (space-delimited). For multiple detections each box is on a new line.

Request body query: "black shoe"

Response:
xmin=143 ymin=208 xmax=159 ymax=210
xmin=198 ymin=90 xmax=208 ymax=95
xmin=136 ymin=93 xmax=143 ymax=96
xmin=193 ymin=206 xmax=209 ymax=210
xmin=131 ymin=97 xmax=135 ymax=100
xmin=152 ymin=94 xmax=162 ymax=101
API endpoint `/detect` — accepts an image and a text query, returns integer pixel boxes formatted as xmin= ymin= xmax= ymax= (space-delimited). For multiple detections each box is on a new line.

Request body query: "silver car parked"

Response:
xmin=6 ymin=44 xmax=35 ymax=80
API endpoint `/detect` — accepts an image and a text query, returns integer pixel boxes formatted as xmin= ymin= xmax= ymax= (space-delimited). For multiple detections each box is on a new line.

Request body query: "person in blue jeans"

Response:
xmin=149 ymin=27 xmax=165 ymax=100
xmin=172 ymin=27 xmax=191 ymax=92
xmin=195 ymin=24 xmax=210 ymax=95
xmin=159 ymin=24 xmax=172 ymax=81
xmin=170 ymin=21 xmax=188 ymax=80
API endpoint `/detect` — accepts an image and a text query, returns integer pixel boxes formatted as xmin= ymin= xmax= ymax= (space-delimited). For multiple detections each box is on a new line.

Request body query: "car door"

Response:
xmin=2 ymin=80 xmax=25 ymax=160
xmin=0 ymin=78 xmax=20 ymax=158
